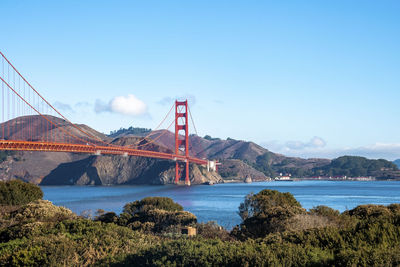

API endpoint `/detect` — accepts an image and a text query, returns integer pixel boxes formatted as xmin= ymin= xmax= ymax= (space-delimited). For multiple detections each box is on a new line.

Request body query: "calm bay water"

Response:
xmin=41 ymin=180 xmax=400 ymax=229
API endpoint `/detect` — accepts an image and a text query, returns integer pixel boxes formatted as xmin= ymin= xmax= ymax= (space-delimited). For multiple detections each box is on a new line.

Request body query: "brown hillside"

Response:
xmin=0 ymin=115 xmax=109 ymax=184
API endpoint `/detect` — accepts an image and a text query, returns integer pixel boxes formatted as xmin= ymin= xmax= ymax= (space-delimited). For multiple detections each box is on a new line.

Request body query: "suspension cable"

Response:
xmin=0 ymin=76 xmax=96 ymax=145
xmin=0 ymin=51 xmax=108 ymax=145
xmin=128 ymin=102 xmax=174 ymax=146
xmin=133 ymin=117 xmax=176 ymax=148
xmin=188 ymin=104 xmax=198 ymax=136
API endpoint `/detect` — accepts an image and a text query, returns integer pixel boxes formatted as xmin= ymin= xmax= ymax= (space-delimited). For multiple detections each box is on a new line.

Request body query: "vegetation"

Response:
xmin=250 ymin=154 xmax=399 ymax=178
xmin=0 ymin=180 xmax=43 ymax=205
xmin=394 ymin=159 xmax=400 ymax=168
xmin=108 ymin=126 xmax=151 ymax=137
xmin=100 ymin=197 xmax=197 ymax=233
xmin=251 ymin=152 xmax=277 ymax=177
xmin=203 ymin=135 xmax=221 ymax=141
xmin=1 ymin=182 xmax=400 ymax=266
xmin=314 ymin=156 xmax=399 ymax=177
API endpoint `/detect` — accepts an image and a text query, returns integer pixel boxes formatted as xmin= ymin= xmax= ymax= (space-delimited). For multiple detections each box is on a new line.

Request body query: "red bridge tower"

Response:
xmin=175 ymin=100 xmax=190 ymax=185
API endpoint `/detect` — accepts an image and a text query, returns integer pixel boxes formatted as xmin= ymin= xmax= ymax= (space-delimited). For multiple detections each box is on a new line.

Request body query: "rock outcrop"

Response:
xmin=41 ymin=155 xmax=222 ymax=185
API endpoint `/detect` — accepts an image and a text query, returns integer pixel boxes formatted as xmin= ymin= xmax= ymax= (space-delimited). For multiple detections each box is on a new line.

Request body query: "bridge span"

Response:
xmin=0 ymin=51 xmax=218 ymax=185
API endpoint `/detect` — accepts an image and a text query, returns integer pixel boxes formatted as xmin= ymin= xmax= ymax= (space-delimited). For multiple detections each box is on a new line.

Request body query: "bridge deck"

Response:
xmin=0 ymin=140 xmax=208 ymax=165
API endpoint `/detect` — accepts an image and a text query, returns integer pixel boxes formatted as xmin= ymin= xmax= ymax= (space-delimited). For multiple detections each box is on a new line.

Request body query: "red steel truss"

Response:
xmin=0 ymin=139 xmax=208 ymax=165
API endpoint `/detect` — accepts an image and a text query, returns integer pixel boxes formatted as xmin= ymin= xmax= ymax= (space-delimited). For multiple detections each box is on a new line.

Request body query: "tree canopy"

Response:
xmin=0 ymin=180 xmax=43 ymax=205
xmin=314 ymin=156 xmax=398 ymax=177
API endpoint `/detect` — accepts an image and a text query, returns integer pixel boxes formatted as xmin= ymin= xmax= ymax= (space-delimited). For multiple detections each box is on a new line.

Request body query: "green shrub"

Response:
xmin=123 ymin=197 xmax=183 ymax=215
xmin=95 ymin=212 xmax=118 ymax=223
xmin=309 ymin=205 xmax=340 ymax=218
xmin=118 ymin=197 xmax=196 ymax=233
xmin=238 ymin=189 xmax=302 ymax=221
xmin=2 ymin=194 xmax=400 ymax=266
xmin=11 ymin=200 xmax=76 ymax=223
xmin=234 ymin=190 xmax=306 ymax=239
xmin=0 ymin=180 xmax=43 ymax=205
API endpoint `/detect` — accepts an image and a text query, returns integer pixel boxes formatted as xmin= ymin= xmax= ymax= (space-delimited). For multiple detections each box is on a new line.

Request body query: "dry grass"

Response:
xmin=286 ymin=214 xmax=337 ymax=232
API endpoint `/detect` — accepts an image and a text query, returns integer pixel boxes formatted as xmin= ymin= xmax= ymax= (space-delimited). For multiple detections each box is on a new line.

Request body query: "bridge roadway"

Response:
xmin=0 ymin=140 xmax=208 ymax=166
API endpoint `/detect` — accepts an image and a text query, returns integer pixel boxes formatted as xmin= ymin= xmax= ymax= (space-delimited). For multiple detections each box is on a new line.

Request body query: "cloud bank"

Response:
xmin=53 ymin=101 xmax=73 ymax=112
xmin=285 ymin=136 xmax=327 ymax=150
xmin=262 ymin=138 xmax=400 ymax=161
xmin=262 ymin=136 xmax=327 ymax=154
xmin=95 ymin=94 xmax=147 ymax=116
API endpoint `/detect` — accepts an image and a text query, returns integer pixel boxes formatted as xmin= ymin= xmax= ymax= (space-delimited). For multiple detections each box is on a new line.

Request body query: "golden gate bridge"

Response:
xmin=0 ymin=51 xmax=218 ymax=185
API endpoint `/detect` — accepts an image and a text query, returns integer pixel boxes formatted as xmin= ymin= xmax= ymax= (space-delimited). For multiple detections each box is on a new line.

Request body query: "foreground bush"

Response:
xmin=113 ymin=197 xmax=197 ymax=233
xmin=1 ymin=191 xmax=400 ymax=266
xmin=0 ymin=180 xmax=43 ymax=205
xmin=0 ymin=219 xmax=157 ymax=267
xmin=234 ymin=189 xmax=307 ymax=239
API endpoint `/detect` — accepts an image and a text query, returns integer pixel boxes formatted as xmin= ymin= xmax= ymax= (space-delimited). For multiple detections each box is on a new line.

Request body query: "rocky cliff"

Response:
xmin=41 ymin=153 xmax=222 ymax=185
xmin=40 ymin=136 xmax=223 ymax=185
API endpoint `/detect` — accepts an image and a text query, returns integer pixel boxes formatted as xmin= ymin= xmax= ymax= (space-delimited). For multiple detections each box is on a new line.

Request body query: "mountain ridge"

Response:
xmin=1 ymin=116 xmax=399 ymax=184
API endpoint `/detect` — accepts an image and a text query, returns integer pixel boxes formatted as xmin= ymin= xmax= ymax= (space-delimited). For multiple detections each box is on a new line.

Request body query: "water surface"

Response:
xmin=41 ymin=180 xmax=400 ymax=229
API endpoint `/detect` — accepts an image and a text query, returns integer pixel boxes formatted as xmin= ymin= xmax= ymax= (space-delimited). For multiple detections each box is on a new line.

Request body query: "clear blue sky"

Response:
xmin=1 ymin=0 xmax=400 ymax=159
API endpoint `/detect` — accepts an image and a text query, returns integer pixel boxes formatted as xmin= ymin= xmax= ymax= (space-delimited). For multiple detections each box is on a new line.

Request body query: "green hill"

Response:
xmin=394 ymin=159 xmax=400 ymax=168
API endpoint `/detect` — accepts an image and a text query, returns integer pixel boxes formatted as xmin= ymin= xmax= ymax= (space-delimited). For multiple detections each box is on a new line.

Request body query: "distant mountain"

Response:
xmin=142 ymin=131 xmax=400 ymax=179
xmin=139 ymin=130 xmax=331 ymax=179
xmin=314 ymin=156 xmax=399 ymax=178
xmin=394 ymin=159 xmax=400 ymax=168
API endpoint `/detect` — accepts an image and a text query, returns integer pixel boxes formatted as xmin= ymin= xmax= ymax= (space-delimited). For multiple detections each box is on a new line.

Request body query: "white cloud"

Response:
xmin=284 ymin=136 xmax=327 ymax=151
xmin=95 ymin=94 xmax=147 ymax=116
xmin=308 ymin=136 xmax=326 ymax=148
xmin=53 ymin=101 xmax=73 ymax=112
xmin=75 ymin=101 xmax=91 ymax=108
xmin=94 ymin=99 xmax=110 ymax=113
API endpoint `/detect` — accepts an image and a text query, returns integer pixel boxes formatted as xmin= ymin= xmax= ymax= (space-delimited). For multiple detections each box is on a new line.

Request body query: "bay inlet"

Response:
xmin=41 ymin=180 xmax=400 ymax=229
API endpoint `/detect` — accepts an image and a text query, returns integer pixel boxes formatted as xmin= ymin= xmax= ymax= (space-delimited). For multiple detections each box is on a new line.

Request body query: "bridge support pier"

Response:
xmin=174 ymin=161 xmax=190 ymax=185
xmin=185 ymin=161 xmax=190 ymax=186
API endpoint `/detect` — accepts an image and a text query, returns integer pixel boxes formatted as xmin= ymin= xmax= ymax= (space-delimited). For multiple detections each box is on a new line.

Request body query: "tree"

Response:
xmin=239 ymin=189 xmax=302 ymax=221
xmin=0 ymin=180 xmax=43 ymax=205
xmin=235 ymin=189 xmax=305 ymax=239
xmin=122 ymin=197 xmax=183 ymax=215
xmin=118 ymin=197 xmax=196 ymax=233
